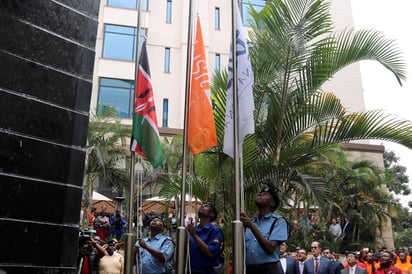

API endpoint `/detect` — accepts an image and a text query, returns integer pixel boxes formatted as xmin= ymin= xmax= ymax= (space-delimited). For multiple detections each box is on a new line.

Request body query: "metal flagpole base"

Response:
xmin=232 ymin=220 xmax=244 ymax=274
xmin=124 ymin=232 xmax=135 ymax=274
xmin=175 ymin=226 xmax=188 ymax=274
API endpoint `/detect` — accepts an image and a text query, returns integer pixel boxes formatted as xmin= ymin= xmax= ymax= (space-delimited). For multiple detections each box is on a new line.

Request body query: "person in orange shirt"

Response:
xmin=364 ymin=252 xmax=379 ymax=274
xmin=359 ymin=248 xmax=369 ymax=264
xmin=394 ymin=251 xmax=412 ymax=274
xmin=394 ymin=248 xmax=405 ymax=264
xmin=88 ymin=206 xmax=97 ymax=229
xmin=407 ymin=247 xmax=412 ymax=264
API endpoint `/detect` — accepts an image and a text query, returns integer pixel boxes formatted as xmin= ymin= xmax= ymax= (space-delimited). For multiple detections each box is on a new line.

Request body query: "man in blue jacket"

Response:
xmin=303 ymin=241 xmax=333 ymax=274
xmin=277 ymin=242 xmax=299 ymax=274
xmin=187 ymin=202 xmax=224 ymax=274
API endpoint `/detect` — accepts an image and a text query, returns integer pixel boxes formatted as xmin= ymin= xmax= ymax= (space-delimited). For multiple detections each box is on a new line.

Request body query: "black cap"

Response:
xmin=149 ymin=215 xmax=163 ymax=223
xmin=260 ymin=186 xmax=280 ymax=209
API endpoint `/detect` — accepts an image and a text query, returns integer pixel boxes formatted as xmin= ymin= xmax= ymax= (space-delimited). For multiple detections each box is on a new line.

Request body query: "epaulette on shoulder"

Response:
xmin=271 ymin=214 xmax=286 ymax=224
xmin=275 ymin=217 xmax=286 ymax=224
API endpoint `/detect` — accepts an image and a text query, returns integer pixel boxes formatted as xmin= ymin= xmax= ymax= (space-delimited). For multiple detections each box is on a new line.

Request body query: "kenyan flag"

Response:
xmin=131 ymin=41 xmax=163 ymax=168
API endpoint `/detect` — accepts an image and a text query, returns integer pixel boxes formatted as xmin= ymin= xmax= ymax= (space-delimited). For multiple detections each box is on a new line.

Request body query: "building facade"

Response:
xmin=90 ymin=0 xmax=394 ymax=248
xmin=90 ymin=0 xmax=365 ymax=129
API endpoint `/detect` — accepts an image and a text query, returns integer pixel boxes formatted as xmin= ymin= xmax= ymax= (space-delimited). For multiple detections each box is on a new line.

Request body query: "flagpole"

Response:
xmin=176 ymin=0 xmax=194 ymax=273
xmin=231 ymin=0 xmax=245 ymax=273
xmin=124 ymin=152 xmax=135 ymax=274
xmin=124 ymin=1 xmax=143 ymax=273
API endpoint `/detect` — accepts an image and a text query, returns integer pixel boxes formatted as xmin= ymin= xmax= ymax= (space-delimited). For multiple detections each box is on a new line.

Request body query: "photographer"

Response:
xmin=77 ymin=231 xmax=101 ymax=274
xmin=92 ymin=238 xmax=124 ymax=274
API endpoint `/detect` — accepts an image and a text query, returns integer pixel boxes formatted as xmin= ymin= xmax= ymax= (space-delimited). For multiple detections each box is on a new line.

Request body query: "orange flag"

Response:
xmin=188 ymin=17 xmax=217 ymax=154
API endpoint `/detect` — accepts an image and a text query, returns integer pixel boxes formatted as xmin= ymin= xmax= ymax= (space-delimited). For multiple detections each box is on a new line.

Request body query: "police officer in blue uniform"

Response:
xmin=134 ymin=216 xmax=175 ymax=274
xmin=240 ymin=186 xmax=288 ymax=274
xmin=187 ymin=203 xmax=223 ymax=274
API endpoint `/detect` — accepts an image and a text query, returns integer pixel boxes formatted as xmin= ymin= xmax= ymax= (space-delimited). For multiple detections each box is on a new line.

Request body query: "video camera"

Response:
xmin=78 ymin=229 xmax=97 ymax=254
xmin=79 ymin=229 xmax=95 ymax=240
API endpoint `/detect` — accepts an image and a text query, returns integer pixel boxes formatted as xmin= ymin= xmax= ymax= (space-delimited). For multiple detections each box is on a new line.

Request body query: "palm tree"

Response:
xmin=210 ymin=0 xmax=412 ymax=213
xmin=151 ymin=0 xmax=412 ymax=262
xmin=82 ymin=112 xmax=129 ymax=218
xmin=322 ymin=158 xmax=393 ymax=250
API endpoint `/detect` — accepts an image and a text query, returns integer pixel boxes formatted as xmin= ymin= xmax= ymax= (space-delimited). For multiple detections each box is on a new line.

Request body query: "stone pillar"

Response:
xmin=0 ymin=0 xmax=99 ymax=272
xmin=381 ymin=214 xmax=395 ymax=249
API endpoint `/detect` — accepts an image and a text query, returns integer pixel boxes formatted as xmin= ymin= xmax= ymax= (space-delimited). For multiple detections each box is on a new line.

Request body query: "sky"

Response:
xmin=350 ymin=0 xmax=412 ymax=208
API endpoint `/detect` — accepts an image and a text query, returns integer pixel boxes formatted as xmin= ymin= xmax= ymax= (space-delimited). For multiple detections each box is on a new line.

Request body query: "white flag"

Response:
xmin=223 ymin=7 xmax=254 ymax=158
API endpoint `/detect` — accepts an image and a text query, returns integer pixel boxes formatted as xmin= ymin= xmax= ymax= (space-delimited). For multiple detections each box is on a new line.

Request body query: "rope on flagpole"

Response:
xmin=136 ymin=156 xmax=144 ymax=274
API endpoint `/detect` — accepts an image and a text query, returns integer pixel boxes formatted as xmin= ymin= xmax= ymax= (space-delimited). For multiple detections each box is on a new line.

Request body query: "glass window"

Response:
xmin=102 ymin=25 xmax=146 ymax=61
xmin=215 ymin=7 xmax=220 ymax=30
xmin=141 ymin=0 xmax=149 ymax=11
xmin=166 ymin=0 xmax=172 ymax=23
xmin=102 ymin=25 xmax=136 ymax=61
xmin=107 ymin=0 xmax=137 ymax=9
xmin=242 ymin=0 xmax=266 ymax=26
xmin=162 ymin=99 xmax=169 ymax=127
xmin=164 ymin=48 xmax=171 ymax=72
xmin=215 ymin=54 xmax=221 ymax=72
xmin=97 ymin=78 xmax=134 ymax=118
xmin=107 ymin=0 xmax=149 ymax=10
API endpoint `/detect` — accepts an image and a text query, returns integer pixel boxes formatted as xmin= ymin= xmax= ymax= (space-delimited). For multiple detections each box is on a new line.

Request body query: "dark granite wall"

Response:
xmin=0 ymin=0 xmax=100 ymax=273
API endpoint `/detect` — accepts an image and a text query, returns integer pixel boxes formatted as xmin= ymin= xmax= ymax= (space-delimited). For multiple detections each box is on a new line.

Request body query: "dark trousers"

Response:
xmin=246 ymin=262 xmax=279 ymax=274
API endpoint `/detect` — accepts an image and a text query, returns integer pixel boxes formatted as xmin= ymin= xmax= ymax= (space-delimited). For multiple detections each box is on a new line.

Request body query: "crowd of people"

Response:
xmin=278 ymin=243 xmax=412 ymax=274
xmin=78 ymin=188 xmax=412 ymax=274
xmin=88 ymin=205 xmax=127 ymax=241
xmin=78 ymin=202 xmax=224 ymax=274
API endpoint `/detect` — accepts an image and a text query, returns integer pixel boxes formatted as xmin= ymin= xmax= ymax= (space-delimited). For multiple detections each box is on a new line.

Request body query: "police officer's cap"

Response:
xmin=260 ymin=186 xmax=279 ymax=207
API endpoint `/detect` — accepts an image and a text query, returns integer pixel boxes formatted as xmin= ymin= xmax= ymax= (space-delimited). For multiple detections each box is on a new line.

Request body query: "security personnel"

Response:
xmin=187 ymin=203 xmax=224 ymax=274
xmin=134 ymin=216 xmax=174 ymax=274
xmin=240 ymin=186 xmax=288 ymax=274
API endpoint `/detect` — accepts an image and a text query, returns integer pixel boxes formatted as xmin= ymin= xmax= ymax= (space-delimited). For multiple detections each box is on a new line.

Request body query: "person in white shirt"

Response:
xmin=329 ymin=218 xmax=342 ymax=238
